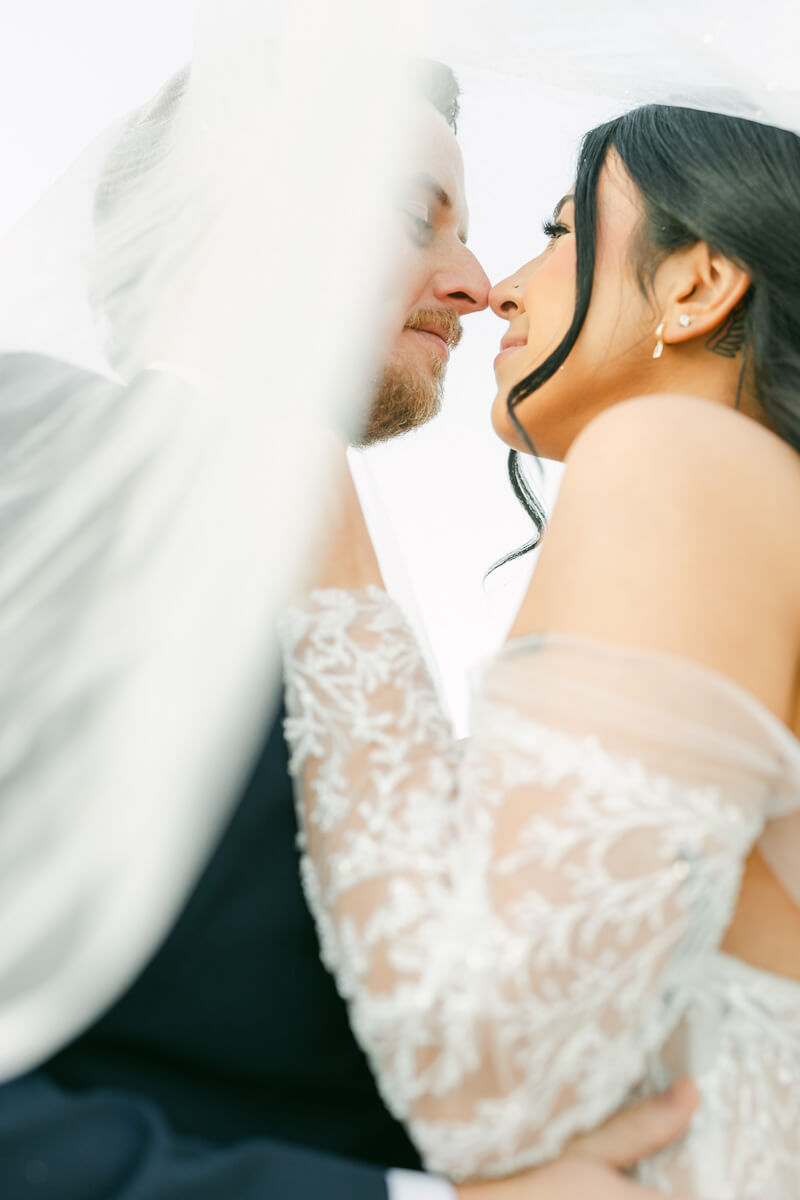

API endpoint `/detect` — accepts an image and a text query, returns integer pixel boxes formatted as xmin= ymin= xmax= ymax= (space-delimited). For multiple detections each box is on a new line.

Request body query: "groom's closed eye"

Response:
xmin=405 ymin=199 xmax=435 ymax=245
xmin=410 ymin=173 xmax=469 ymax=245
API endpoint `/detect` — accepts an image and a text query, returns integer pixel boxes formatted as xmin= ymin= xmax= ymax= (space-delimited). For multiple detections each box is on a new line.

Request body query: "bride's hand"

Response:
xmin=455 ymin=1080 xmax=699 ymax=1200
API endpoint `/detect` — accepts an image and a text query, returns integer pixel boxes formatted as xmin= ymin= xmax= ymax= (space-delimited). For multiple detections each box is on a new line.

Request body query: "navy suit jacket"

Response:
xmin=0 ymin=356 xmax=420 ymax=1198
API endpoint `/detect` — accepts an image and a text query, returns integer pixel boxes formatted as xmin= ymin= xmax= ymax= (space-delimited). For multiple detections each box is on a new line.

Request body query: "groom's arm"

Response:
xmin=0 ymin=1070 xmax=389 ymax=1199
xmin=0 ymin=1070 xmax=698 ymax=1200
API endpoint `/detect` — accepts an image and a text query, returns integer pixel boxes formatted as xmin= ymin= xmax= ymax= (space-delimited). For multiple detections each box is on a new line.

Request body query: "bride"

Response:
xmin=279 ymin=101 xmax=800 ymax=1197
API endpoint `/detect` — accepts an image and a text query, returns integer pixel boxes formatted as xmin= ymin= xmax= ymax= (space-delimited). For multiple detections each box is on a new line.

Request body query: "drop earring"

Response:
xmin=652 ymin=320 xmax=666 ymax=359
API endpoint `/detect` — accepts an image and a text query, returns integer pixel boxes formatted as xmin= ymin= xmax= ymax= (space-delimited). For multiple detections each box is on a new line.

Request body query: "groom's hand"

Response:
xmin=454 ymin=1080 xmax=698 ymax=1200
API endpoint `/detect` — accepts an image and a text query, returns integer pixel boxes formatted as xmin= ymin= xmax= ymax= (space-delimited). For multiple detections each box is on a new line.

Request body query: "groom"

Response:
xmin=0 ymin=64 xmax=697 ymax=1200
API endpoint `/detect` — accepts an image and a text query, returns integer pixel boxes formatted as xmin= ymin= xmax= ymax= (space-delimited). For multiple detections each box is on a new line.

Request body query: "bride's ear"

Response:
xmin=658 ymin=242 xmax=751 ymax=348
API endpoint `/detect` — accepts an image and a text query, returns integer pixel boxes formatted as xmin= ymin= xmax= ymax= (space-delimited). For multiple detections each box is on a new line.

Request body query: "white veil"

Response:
xmin=1 ymin=0 xmax=798 ymax=1080
xmin=0 ymin=0 xmax=427 ymax=1079
xmin=429 ymin=0 xmax=800 ymax=134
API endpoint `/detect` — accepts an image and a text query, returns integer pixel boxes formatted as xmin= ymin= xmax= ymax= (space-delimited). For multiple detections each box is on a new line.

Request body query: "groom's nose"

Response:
xmin=431 ymin=247 xmax=490 ymax=315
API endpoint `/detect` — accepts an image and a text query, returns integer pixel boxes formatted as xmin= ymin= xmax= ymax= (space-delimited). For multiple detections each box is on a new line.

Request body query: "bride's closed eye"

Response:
xmin=542 ymin=219 xmax=570 ymax=242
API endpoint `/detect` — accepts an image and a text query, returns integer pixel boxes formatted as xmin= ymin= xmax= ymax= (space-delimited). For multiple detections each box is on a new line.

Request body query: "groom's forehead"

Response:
xmin=412 ymin=101 xmax=464 ymax=178
xmin=407 ymin=101 xmax=469 ymax=226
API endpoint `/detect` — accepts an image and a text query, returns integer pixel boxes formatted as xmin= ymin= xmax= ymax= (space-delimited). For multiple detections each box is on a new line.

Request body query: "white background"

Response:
xmin=0 ymin=3 xmax=616 ymax=730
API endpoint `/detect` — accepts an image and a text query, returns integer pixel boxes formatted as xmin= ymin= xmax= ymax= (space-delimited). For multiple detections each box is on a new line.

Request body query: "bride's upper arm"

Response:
xmin=508 ymin=393 xmax=800 ymax=723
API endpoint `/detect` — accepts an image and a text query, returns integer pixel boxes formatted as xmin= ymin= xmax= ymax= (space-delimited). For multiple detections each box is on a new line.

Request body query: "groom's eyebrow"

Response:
xmin=413 ymin=172 xmax=451 ymax=209
xmin=412 ymin=173 xmax=469 ymax=243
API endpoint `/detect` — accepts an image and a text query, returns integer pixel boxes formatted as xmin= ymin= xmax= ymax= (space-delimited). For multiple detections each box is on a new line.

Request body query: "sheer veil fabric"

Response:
xmin=1 ymin=0 xmax=799 ymax=1091
xmin=427 ymin=0 xmax=800 ymax=135
xmin=0 ymin=0 xmax=428 ymax=1078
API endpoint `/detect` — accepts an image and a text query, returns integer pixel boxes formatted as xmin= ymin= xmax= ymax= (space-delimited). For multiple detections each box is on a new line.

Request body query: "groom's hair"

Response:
xmin=91 ymin=60 xmax=461 ymax=376
xmin=418 ymin=59 xmax=461 ymax=131
xmin=95 ymin=57 xmax=460 ymax=219
xmin=94 ymin=60 xmax=460 ymax=219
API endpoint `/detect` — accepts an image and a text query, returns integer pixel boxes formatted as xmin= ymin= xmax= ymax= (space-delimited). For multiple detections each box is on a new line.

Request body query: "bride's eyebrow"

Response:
xmin=553 ymin=193 xmax=575 ymax=220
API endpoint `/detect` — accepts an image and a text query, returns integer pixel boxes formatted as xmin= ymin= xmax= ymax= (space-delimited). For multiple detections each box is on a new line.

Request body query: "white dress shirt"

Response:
xmin=387 ymin=1168 xmax=457 ymax=1200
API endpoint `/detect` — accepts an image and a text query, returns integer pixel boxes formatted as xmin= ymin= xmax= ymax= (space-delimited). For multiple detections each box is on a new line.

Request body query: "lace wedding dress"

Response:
xmin=279 ymin=586 xmax=800 ymax=1198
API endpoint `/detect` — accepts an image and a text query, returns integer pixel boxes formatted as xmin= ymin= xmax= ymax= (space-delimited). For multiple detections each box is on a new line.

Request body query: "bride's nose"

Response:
xmin=489 ymin=273 xmax=524 ymax=320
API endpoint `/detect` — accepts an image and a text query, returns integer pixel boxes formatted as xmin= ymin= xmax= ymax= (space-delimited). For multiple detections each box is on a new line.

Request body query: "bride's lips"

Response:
xmin=494 ymin=338 xmax=526 ymax=370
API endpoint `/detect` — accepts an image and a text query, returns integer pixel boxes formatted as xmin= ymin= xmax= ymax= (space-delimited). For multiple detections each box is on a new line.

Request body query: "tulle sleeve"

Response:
xmin=278 ymin=586 xmax=800 ymax=1180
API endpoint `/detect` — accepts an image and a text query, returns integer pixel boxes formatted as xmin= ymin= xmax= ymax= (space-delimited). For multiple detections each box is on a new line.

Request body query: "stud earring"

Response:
xmin=679 ymin=314 xmax=692 ymax=328
xmin=653 ymin=320 xmax=666 ymax=359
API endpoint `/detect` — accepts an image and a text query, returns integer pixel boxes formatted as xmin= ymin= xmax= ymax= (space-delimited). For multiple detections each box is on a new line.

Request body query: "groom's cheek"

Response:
xmin=376 ymin=208 xmax=427 ymax=301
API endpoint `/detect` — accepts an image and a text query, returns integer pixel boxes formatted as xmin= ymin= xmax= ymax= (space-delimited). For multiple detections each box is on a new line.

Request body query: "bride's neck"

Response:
xmin=629 ymin=346 xmax=766 ymax=429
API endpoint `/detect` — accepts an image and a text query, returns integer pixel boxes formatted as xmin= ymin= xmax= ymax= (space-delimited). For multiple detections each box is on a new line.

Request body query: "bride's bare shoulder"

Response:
xmin=570 ymin=391 xmax=798 ymax=477
xmin=512 ymin=392 xmax=800 ymax=717
xmin=565 ymin=392 xmax=800 ymax=541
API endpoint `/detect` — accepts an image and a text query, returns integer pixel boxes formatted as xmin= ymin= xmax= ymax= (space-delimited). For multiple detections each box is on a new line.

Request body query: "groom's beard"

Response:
xmin=357 ymin=357 xmax=446 ymax=446
xmin=355 ymin=308 xmax=462 ymax=446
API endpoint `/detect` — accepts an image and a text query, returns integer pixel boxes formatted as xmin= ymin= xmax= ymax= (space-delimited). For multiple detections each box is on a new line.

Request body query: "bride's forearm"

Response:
xmin=279 ymin=588 xmax=748 ymax=1181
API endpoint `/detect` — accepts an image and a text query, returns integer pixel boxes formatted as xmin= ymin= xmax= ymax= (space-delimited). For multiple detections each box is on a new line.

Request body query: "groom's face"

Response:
xmin=358 ymin=100 xmax=490 ymax=445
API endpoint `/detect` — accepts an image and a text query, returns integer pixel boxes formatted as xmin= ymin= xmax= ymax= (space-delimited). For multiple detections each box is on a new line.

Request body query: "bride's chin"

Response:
xmin=491 ymin=392 xmax=532 ymax=451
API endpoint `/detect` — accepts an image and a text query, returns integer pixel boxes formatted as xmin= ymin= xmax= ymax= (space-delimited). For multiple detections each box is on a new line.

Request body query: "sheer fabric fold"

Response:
xmin=0 ymin=0 xmax=426 ymax=1077
xmin=4 ymin=0 xmax=800 ymax=1098
xmin=427 ymin=0 xmax=800 ymax=138
xmin=280 ymin=587 xmax=800 ymax=1195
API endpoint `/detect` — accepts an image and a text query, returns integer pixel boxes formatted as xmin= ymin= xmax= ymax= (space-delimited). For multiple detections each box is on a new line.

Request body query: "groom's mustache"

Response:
xmin=404 ymin=307 xmax=463 ymax=350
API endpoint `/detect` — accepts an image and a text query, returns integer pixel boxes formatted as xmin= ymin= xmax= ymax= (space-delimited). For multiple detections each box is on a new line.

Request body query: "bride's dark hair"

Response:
xmin=497 ymin=104 xmax=800 ymax=567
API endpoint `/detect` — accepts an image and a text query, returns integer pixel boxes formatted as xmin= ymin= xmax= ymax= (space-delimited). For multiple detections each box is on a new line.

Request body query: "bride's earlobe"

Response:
xmin=652 ymin=313 xmax=692 ymax=358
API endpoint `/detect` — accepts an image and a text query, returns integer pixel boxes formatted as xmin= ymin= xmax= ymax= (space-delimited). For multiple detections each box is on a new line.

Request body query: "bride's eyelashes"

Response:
xmin=542 ymin=219 xmax=570 ymax=242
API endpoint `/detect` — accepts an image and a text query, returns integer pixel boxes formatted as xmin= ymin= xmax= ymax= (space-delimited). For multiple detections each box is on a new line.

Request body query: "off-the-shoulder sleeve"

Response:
xmin=278 ymin=586 xmax=798 ymax=1180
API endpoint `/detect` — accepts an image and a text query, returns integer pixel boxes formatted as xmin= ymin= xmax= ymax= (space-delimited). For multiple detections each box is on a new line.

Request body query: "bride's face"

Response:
xmin=489 ymin=153 xmax=661 ymax=461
